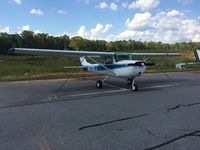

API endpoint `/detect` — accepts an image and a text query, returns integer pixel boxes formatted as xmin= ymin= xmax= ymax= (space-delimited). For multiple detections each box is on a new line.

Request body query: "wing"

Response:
xmin=130 ymin=53 xmax=181 ymax=57
xmin=9 ymin=48 xmax=181 ymax=57
xmin=9 ymin=48 xmax=115 ymax=57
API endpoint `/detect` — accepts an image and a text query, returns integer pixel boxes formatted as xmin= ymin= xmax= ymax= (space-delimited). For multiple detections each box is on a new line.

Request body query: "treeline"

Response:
xmin=0 ymin=30 xmax=200 ymax=54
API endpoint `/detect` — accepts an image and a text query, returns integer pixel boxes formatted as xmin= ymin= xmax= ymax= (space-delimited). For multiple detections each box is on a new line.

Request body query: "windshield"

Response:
xmin=115 ymin=54 xmax=131 ymax=62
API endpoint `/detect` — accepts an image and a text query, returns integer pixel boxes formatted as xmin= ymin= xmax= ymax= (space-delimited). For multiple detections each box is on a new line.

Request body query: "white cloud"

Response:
xmin=34 ymin=30 xmax=42 ymax=34
xmin=117 ymin=9 xmax=200 ymax=43
xmin=193 ymin=34 xmax=200 ymax=42
xmin=110 ymin=2 xmax=118 ymax=11
xmin=91 ymin=24 xmax=104 ymax=35
xmin=154 ymin=10 xmax=184 ymax=31
xmin=98 ymin=2 xmax=118 ymax=11
xmin=30 ymin=9 xmax=44 ymax=15
xmin=128 ymin=0 xmax=160 ymax=11
xmin=13 ymin=0 xmax=22 ymax=5
xmin=0 ymin=26 xmax=10 ymax=33
xmin=57 ymin=10 xmax=67 ymax=14
xmin=17 ymin=25 xmax=42 ymax=34
xmin=104 ymin=24 xmax=113 ymax=33
xmin=91 ymin=23 xmax=112 ymax=36
xmin=73 ymin=23 xmax=112 ymax=40
xmin=117 ymin=30 xmax=153 ymax=41
xmin=198 ymin=16 xmax=200 ymax=20
xmin=77 ymin=25 xmax=89 ymax=37
xmin=98 ymin=2 xmax=108 ymax=9
xmin=59 ymin=8 xmax=200 ymax=43
xmin=22 ymin=25 xmax=30 ymax=31
xmin=17 ymin=25 xmax=30 ymax=34
xmin=126 ymin=12 xmax=154 ymax=30
xmin=167 ymin=9 xmax=184 ymax=17
xmin=65 ymin=9 xmax=200 ymax=43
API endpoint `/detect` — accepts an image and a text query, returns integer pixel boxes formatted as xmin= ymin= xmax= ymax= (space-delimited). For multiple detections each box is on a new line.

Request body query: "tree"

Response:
xmin=69 ymin=36 xmax=86 ymax=50
xmin=0 ymin=30 xmax=200 ymax=55
xmin=20 ymin=30 xmax=36 ymax=48
xmin=106 ymin=41 xmax=116 ymax=51
xmin=35 ymin=33 xmax=49 ymax=48
xmin=0 ymin=33 xmax=12 ymax=54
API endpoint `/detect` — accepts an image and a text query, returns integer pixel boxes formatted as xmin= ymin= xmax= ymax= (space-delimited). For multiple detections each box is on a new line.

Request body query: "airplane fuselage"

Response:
xmin=85 ymin=60 xmax=146 ymax=79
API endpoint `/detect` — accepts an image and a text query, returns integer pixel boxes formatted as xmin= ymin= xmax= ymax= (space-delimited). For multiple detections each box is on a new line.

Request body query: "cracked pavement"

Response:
xmin=167 ymin=102 xmax=200 ymax=111
xmin=0 ymin=71 xmax=200 ymax=150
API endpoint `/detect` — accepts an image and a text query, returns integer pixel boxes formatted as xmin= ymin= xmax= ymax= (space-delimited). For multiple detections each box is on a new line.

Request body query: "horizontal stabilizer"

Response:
xmin=64 ymin=66 xmax=86 ymax=69
xmin=80 ymin=57 xmax=92 ymax=66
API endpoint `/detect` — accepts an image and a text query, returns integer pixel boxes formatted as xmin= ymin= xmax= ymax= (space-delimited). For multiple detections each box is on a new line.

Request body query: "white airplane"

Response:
xmin=9 ymin=48 xmax=180 ymax=91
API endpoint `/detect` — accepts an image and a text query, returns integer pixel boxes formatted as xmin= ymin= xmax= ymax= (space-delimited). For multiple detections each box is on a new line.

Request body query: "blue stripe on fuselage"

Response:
xmin=87 ymin=64 xmax=127 ymax=72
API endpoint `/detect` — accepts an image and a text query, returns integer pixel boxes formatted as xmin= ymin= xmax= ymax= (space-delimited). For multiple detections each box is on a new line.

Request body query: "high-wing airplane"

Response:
xmin=9 ymin=48 xmax=181 ymax=91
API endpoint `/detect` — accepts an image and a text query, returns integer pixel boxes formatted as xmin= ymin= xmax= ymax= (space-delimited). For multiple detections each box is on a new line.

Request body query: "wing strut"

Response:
xmin=86 ymin=57 xmax=117 ymax=76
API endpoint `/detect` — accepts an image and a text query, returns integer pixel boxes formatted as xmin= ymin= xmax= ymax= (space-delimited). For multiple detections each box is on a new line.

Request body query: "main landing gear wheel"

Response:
xmin=96 ymin=80 xmax=103 ymax=88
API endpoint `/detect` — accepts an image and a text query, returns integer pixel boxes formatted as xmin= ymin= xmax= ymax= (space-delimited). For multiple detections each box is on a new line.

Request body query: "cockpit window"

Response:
xmin=104 ymin=56 xmax=113 ymax=64
xmin=116 ymin=54 xmax=131 ymax=62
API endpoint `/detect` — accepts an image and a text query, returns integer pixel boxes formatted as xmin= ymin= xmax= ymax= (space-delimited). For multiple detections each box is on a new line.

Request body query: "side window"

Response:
xmin=105 ymin=56 xmax=113 ymax=64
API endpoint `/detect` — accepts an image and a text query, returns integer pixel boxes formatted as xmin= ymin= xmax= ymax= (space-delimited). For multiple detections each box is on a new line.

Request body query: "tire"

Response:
xmin=131 ymin=83 xmax=138 ymax=91
xmin=96 ymin=80 xmax=103 ymax=88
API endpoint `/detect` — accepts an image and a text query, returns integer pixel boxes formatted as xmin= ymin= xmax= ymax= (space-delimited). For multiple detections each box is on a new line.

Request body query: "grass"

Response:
xmin=0 ymin=51 xmax=199 ymax=82
xmin=0 ymin=55 xmax=81 ymax=81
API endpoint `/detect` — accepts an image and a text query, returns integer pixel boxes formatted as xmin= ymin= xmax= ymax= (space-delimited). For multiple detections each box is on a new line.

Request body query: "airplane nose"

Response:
xmin=127 ymin=62 xmax=145 ymax=66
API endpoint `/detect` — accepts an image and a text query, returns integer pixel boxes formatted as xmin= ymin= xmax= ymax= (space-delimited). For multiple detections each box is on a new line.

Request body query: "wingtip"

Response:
xmin=8 ymin=48 xmax=15 ymax=53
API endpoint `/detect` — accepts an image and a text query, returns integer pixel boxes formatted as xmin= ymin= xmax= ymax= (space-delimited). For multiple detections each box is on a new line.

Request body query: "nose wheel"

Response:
xmin=131 ymin=79 xmax=138 ymax=91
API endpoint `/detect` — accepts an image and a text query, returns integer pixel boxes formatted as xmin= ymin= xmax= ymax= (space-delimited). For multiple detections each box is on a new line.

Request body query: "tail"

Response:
xmin=80 ymin=57 xmax=92 ymax=66
xmin=194 ymin=49 xmax=200 ymax=62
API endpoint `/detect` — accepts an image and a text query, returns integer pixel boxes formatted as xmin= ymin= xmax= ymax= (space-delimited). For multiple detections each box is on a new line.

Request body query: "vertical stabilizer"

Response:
xmin=80 ymin=57 xmax=92 ymax=66
xmin=194 ymin=49 xmax=200 ymax=62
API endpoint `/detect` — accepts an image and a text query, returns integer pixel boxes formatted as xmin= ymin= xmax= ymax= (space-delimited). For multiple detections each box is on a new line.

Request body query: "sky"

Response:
xmin=0 ymin=0 xmax=200 ymax=43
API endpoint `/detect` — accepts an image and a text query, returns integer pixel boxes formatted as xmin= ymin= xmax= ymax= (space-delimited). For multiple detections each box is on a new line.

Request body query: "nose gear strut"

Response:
xmin=131 ymin=79 xmax=138 ymax=91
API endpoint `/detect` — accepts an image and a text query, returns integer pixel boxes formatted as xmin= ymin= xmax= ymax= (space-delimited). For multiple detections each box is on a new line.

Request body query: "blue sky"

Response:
xmin=0 ymin=0 xmax=200 ymax=43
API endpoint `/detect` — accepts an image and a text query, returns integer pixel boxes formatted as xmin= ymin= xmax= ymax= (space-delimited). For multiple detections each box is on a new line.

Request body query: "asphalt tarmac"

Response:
xmin=0 ymin=71 xmax=200 ymax=150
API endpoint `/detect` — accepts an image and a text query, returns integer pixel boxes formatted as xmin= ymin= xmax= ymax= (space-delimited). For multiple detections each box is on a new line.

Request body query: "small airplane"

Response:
xmin=9 ymin=48 xmax=181 ymax=91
